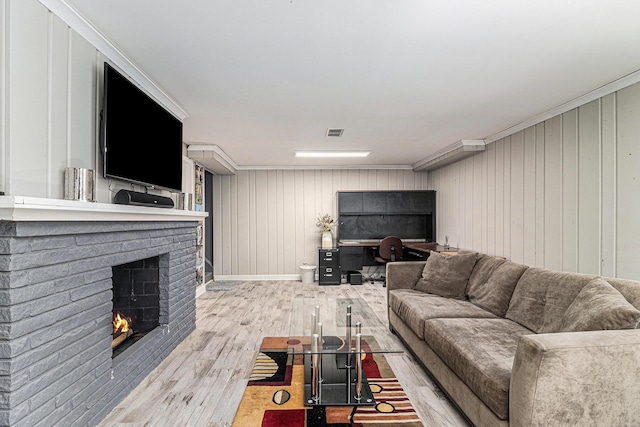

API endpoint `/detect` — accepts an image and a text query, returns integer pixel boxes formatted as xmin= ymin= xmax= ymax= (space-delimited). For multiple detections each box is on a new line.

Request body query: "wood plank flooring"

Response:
xmin=98 ymin=281 xmax=469 ymax=427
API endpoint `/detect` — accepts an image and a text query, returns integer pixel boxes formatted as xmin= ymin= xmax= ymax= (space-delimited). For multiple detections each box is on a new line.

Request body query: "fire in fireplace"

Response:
xmin=111 ymin=256 xmax=161 ymax=357
xmin=112 ymin=311 xmax=134 ymax=349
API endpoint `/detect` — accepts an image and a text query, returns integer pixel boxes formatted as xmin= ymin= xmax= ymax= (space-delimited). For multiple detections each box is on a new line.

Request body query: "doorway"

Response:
xmin=204 ymin=170 xmax=214 ymax=283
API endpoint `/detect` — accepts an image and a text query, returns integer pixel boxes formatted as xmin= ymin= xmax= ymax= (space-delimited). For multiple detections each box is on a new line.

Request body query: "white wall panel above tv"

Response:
xmin=2 ymin=0 xmax=193 ymax=205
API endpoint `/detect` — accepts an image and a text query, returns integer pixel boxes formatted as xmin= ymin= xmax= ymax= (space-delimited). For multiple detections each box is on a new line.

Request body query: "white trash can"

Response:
xmin=300 ymin=265 xmax=316 ymax=284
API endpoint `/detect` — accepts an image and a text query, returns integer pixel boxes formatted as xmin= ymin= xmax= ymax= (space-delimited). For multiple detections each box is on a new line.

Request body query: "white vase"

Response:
xmin=321 ymin=231 xmax=333 ymax=249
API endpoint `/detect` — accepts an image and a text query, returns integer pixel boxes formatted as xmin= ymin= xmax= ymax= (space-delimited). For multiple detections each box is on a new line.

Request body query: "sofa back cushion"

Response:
xmin=505 ymin=268 xmax=595 ymax=333
xmin=414 ymin=251 xmax=478 ymax=300
xmin=467 ymin=253 xmax=507 ymax=291
xmin=468 ymin=261 xmax=528 ymax=317
xmin=605 ymin=277 xmax=640 ymax=311
xmin=559 ymin=277 xmax=640 ymax=331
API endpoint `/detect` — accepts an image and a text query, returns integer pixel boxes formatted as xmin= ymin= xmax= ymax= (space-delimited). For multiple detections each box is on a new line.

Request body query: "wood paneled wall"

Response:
xmin=428 ymin=83 xmax=640 ymax=280
xmin=211 ymin=169 xmax=428 ymax=276
xmin=10 ymin=0 xmax=639 ymax=280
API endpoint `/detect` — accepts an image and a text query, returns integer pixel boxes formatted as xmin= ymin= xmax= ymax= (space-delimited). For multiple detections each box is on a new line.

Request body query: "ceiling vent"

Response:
xmin=326 ymin=128 xmax=344 ymax=137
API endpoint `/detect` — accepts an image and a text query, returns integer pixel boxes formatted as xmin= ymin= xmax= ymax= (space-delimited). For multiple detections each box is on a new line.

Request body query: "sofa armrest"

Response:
xmin=510 ymin=330 xmax=640 ymax=427
xmin=385 ymin=261 xmax=425 ymax=291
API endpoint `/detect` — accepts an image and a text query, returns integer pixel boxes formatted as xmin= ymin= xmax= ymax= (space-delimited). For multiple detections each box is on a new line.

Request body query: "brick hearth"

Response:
xmin=0 ymin=219 xmax=198 ymax=426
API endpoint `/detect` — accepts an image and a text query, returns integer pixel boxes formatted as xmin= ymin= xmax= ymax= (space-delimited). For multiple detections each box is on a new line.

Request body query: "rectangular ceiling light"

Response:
xmin=295 ymin=151 xmax=370 ymax=158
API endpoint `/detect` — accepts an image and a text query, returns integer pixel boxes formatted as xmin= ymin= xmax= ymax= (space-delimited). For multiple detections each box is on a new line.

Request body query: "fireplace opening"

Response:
xmin=112 ymin=256 xmax=160 ymax=358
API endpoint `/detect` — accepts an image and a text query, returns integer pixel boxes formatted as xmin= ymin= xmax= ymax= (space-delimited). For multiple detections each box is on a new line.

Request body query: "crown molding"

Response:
xmin=413 ymin=69 xmax=640 ymax=170
xmin=38 ymin=0 xmax=188 ymax=120
xmin=485 ymin=68 xmax=640 ymax=144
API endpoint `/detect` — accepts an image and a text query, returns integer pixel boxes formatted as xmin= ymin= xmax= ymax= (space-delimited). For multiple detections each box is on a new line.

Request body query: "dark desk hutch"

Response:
xmin=337 ymin=190 xmax=436 ymax=272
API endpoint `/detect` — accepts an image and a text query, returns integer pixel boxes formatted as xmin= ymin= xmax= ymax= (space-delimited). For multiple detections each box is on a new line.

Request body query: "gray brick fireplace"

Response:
xmin=0 ymin=216 xmax=201 ymax=426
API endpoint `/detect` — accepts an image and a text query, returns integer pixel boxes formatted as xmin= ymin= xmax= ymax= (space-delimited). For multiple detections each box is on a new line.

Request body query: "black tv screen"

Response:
xmin=102 ymin=62 xmax=183 ymax=193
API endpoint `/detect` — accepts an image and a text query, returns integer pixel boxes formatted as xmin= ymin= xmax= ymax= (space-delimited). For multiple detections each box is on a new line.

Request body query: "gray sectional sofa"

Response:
xmin=386 ymin=251 xmax=640 ymax=427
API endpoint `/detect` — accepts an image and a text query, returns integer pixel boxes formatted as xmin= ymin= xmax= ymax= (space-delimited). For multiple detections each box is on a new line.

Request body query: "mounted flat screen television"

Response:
xmin=101 ymin=62 xmax=183 ymax=193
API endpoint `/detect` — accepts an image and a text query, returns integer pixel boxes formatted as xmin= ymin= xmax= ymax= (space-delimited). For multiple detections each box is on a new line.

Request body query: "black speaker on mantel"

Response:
xmin=114 ymin=189 xmax=174 ymax=208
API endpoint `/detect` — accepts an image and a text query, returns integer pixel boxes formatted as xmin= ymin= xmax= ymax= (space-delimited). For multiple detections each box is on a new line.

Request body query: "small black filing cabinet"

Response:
xmin=319 ymin=248 xmax=341 ymax=285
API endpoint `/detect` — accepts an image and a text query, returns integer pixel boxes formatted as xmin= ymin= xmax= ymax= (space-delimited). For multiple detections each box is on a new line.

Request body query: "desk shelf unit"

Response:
xmin=337 ymin=190 xmax=436 ymax=271
xmin=337 ymin=191 xmax=436 ymax=243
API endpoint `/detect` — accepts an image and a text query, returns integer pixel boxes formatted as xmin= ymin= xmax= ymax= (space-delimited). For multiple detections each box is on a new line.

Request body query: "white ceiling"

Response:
xmin=63 ymin=0 xmax=640 ymax=168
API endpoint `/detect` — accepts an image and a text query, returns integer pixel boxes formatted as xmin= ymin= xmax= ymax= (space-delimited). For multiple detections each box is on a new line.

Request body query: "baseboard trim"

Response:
xmin=213 ymin=274 xmax=308 ymax=281
xmin=195 ymin=282 xmax=209 ymax=298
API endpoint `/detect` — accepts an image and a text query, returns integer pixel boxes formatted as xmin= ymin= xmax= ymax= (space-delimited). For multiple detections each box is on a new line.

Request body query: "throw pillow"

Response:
xmin=559 ymin=277 xmax=640 ymax=332
xmin=414 ymin=251 xmax=478 ymax=299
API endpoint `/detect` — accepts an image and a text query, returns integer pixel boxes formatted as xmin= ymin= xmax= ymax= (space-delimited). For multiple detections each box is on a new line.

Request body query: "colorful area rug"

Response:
xmin=232 ymin=336 xmax=423 ymax=427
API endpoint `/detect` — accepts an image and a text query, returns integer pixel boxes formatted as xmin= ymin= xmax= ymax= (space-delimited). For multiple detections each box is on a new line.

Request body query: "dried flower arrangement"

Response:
xmin=315 ymin=214 xmax=335 ymax=232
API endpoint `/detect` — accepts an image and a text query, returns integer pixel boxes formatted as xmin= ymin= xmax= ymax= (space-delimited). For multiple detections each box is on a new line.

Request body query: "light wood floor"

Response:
xmin=98 ymin=281 xmax=469 ymax=427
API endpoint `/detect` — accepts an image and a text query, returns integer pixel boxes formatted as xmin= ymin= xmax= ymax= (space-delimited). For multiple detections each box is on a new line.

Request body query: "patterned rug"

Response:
xmin=232 ymin=336 xmax=423 ymax=427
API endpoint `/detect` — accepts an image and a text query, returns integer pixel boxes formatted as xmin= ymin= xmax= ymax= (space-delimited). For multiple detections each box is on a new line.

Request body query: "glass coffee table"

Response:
xmin=288 ymin=297 xmax=403 ymax=407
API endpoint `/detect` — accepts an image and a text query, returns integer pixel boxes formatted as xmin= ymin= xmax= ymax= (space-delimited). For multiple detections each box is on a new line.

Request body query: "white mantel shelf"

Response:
xmin=0 ymin=196 xmax=208 ymax=222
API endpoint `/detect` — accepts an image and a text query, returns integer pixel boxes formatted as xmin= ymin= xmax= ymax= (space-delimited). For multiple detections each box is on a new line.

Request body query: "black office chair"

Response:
xmin=374 ymin=236 xmax=403 ymax=287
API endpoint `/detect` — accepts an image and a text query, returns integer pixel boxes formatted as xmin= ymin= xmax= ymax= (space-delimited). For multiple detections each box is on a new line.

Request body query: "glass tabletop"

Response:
xmin=288 ymin=297 xmax=404 ymax=355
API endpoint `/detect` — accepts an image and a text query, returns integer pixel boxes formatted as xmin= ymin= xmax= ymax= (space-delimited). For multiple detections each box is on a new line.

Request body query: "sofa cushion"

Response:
xmin=505 ymin=268 xmax=595 ymax=333
xmin=605 ymin=277 xmax=640 ymax=311
xmin=424 ymin=318 xmax=534 ymax=420
xmin=468 ymin=261 xmax=528 ymax=317
xmin=467 ymin=253 xmax=507 ymax=292
xmin=414 ymin=251 xmax=478 ymax=299
xmin=559 ymin=277 xmax=640 ymax=332
xmin=388 ymin=289 xmax=497 ymax=339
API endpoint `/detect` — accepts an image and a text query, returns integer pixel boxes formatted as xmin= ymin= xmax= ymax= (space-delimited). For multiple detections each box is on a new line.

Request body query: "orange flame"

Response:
xmin=113 ymin=312 xmax=132 ymax=336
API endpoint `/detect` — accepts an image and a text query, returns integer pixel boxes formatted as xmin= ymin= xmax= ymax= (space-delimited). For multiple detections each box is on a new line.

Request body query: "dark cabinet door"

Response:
xmin=421 ymin=191 xmax=435 ymax=213
xmin=363 ymin=193 xmax=387 ymax=212
xmin=387 ymin=191 xmax=434 ymax=213
xmin=387 ymin=192 xmax=410 ymax=212
xmin=338 ymin=192 xmax=363 ymax=213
